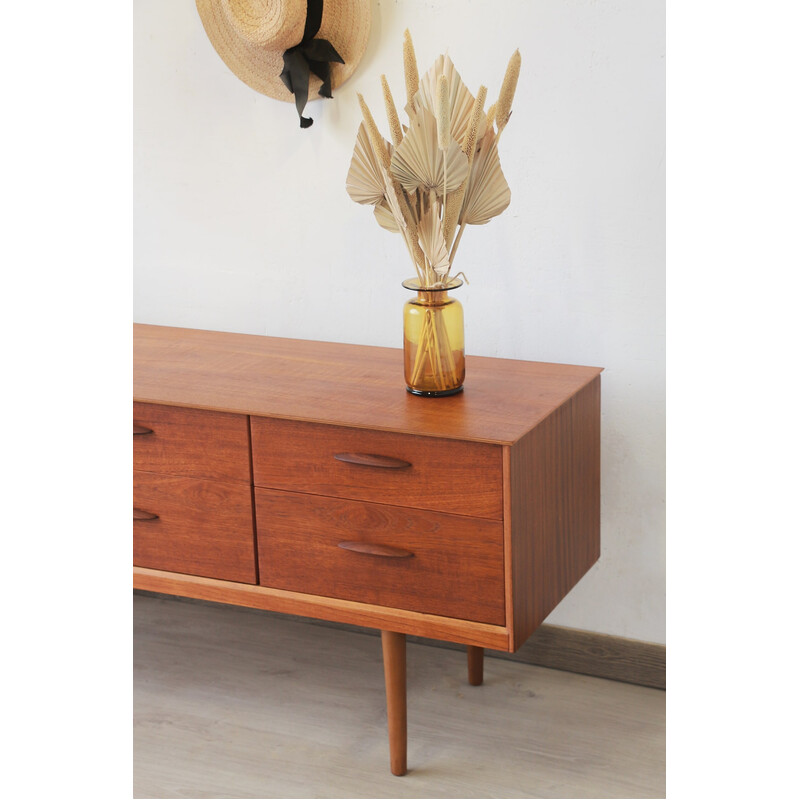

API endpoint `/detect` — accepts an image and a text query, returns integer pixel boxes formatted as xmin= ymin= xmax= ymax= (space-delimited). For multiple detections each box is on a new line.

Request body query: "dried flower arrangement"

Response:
xmin=346 ymin=30 xmax=521 ymax=289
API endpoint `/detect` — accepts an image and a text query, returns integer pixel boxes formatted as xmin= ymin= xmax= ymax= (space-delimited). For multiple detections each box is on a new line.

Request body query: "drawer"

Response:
xmin=133 ymin=402 xmax=250 ymax=484
xmin=134 ymin=471 xmax=256 ymax=583
xmin=251 ymin=418 xmax=503 ymax=520
xmin=255 ymin=489 xmax=505 ymax=625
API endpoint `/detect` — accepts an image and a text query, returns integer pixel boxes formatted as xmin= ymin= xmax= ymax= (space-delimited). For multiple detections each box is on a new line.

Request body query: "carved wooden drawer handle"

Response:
xmin=133 ymin=508 xmax=159 ymax=521
xmin=334 ymin=452 xmax=411 ymax=469
xmin=133 ymin=424 xmax=154 ymax=436
xmin=337 ymin=541 xmax=414 ymax=559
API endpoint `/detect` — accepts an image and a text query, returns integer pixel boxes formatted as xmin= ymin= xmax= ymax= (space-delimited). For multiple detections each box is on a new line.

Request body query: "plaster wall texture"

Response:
xmin=134 ymin=0 xmax=665 ymax=644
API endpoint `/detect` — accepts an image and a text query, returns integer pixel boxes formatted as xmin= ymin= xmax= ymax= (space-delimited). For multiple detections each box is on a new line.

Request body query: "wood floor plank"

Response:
xmin=134 ymin=595 xmax=665 ymax=799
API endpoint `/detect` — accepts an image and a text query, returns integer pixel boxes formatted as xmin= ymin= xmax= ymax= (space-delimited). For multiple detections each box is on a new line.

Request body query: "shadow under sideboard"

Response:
xmin=134 ymin=590 xmax=665 ymax=690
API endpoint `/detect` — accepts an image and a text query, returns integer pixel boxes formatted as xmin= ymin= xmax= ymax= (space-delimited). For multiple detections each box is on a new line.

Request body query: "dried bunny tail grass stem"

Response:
xmin=403 ymin=29 xmax=419 ymax=110
xmin=436 ymin=73 xmax=451 ymax=225
xmin=443 ymin=85 xmax=487 ymax=249
xmin=358 ymin=93 xmax=391 ymax=171
xmin=495 ymin=49 xmax=521 ymax=134
xmin=462 ymin=85 xmax=487 ymax=162
xmin=485 ymin=102 xmax=497 ymax=131
xmin=436 ymin=74 xmax=451 ymax=151
xmin=381 ymin=75 xmax=403 ymax=147
xmin=442 ymin=182 xmax=465 ymax=250
xmin=406 ymin=215 xmax=429 ymax=283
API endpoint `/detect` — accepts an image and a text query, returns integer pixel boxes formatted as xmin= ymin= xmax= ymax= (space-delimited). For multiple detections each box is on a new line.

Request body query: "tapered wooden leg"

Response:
xmin=381 ymin=630 xmax=407 ymax=776
xmin=467 ymin=645 xmax=484 ymax=686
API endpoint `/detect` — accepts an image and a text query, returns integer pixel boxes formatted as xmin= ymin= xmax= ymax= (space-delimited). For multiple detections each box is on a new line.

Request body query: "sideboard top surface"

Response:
xmin=133 ymin=324 xmax=602 ymax=445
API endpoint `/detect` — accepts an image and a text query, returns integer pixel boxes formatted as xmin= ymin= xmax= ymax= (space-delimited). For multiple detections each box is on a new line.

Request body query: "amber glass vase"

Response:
xmin=402 ymin=278 xmax=465 ymax=397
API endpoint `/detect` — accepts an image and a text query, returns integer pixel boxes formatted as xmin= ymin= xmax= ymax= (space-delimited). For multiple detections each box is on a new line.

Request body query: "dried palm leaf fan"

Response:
xmin=346 ymin=31 xmax=520 ymax=288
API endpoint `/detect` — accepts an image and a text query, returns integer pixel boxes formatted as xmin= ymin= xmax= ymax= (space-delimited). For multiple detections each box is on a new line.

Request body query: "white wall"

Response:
xmin=134 ymin=0 xmax=665 ymax=645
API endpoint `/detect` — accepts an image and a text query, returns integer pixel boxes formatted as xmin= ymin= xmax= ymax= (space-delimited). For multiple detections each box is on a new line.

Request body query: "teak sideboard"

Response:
xmin=133 ymin=323 xmax=602 ymax=775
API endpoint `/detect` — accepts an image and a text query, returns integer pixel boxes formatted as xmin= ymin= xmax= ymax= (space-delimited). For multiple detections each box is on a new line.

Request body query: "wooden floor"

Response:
xmin=134 ymin=594 xmax=665 ymax=799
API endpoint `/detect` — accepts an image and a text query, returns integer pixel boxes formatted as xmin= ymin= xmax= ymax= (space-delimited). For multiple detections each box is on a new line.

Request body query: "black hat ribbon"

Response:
xmin=279 ymin=0 xmax=345 ymax=128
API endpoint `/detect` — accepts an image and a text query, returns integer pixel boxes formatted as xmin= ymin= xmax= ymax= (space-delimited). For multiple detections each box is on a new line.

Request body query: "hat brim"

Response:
xmin=196 ymin=0 xmax=371 ymax=102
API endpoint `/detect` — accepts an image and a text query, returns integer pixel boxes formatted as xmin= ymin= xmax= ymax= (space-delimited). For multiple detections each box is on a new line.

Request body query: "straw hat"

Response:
xmin=196 ymin=0 xmax=371 ymax=103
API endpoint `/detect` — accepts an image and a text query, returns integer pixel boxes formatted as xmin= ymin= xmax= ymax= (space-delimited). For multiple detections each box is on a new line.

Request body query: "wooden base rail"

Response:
xmin=136 ymin=589 xmax=664 ymax=690
xmin=133 ymin=568 xmax=510 ymax=651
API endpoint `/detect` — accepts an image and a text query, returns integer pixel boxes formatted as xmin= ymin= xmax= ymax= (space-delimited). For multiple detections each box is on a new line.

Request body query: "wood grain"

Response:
xmin=134 ymin=324 xmax=602 ymax=445
xmin=133 ymin=472 xmax=257 ymax=583
xmin=467 ymin=645 xmax=484 ymax=686
xmin=502 ymin=444 xmax=515 ymax=643
xmin=507 ymin=376 xmax=602 ymax=650
xmin=132 ymin=325 xmax=609 ymax=777
xmin=381 ymin=631 xmax=407 ymax=776
xmin=251 ymin=417 xmax=503 ymax=519
xmin=133 ymin=567 xmax=510 ymax=649
xmin=133 ymin=402 xmax=251 ymax=484
xmin=254 ymin=489 xmax=506 ymax=625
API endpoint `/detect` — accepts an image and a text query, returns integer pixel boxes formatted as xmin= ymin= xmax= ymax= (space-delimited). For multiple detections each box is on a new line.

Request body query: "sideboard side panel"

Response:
xmin=509 ymin=376 xmax=601 ymax=650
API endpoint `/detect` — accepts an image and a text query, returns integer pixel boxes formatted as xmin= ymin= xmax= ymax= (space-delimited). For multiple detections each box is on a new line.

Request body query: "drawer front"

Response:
xmin=134 ymin=471 xmax=256 ymax=583
xmin=255 ymin=489 xmax=505 ymax=625
xmin=133 ymin=402 xmax=250 ymax=484
xmin=251 ymin=418 xmax=503 ymax=520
